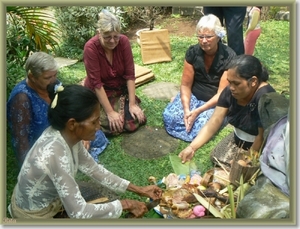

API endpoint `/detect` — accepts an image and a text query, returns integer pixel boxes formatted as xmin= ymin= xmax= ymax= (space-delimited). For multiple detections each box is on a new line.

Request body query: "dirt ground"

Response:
xmin=124 ymin=15 xmax=199 ymax=42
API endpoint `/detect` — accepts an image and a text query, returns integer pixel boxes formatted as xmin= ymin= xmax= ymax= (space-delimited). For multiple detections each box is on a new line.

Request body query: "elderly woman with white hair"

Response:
xmin=163 ymin=14 xmax=236 ymax=142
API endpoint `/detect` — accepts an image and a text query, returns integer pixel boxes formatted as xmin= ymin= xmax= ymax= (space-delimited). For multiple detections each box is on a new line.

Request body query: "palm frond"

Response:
xmin=7 ymin=6 xmax=61 ymax=52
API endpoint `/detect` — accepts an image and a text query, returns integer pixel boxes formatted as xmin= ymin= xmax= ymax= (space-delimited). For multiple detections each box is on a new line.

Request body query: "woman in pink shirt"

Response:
xmin=83 ymin=10 xmax=146 ymax=136
xmin=244 ymin=6 xmax=262 ymax=55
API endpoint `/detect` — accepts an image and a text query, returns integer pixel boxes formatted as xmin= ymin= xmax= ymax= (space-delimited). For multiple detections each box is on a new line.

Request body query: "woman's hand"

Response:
xmin=121 ymin=199 xmax=148 ymax=218
xmin=183 ymin=109 xmax=192 ymax=130
xmin=184 ymin=109 xmax=202 ymax=133
xmin=129 ymin=104 xmax=145 ymax=124
xmin=107 ymin=110 xmax=124 ymax=133
xmin=184 ymin=105 xmax=207 ymax=132
xmin=137 ymin=185 xmax=163 ymax=200
xmin=178 ymin=145 xmax=195 ymax=164
xmin=127 ymin=183 xmax=163 ymax=201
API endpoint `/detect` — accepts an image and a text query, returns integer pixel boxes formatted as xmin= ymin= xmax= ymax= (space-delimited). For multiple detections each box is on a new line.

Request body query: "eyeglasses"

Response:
xmin=196 ymin=35 xmax=215 ymax=40
xmin=102 ymin=35 xmax=120 ymax=41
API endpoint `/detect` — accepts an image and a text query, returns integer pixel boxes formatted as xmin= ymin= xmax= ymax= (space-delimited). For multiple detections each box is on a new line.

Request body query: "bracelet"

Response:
xmin=188 ymin=145 xmax=196 ymax=153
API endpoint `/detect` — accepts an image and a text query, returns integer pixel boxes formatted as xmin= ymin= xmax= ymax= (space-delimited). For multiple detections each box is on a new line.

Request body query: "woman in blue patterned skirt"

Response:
xmin=163 ymin=14 xmax=236 ymax=142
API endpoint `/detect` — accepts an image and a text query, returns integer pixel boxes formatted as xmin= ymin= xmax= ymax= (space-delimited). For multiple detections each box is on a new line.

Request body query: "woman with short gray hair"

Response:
xmin=25 ymin=51 xmax=58 ymax=78
xmin=83 ymin=9 xmax=147 ymax=136
xmin=7 ymin=52 xmax=59 ymax=167
xmin=163 ymin=14 xmax=236 ymax=142
xmin=7 ymin=52 xmax=109 ymax=168
xmin=95 ymin=9 xmax=121 ymax=34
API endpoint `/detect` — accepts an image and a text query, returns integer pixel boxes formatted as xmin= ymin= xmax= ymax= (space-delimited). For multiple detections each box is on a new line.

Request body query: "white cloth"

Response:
xmin=234 ymin=127 xmax=255 ymax=143
xmin=11 ymin=126 xmax=130 ymax=219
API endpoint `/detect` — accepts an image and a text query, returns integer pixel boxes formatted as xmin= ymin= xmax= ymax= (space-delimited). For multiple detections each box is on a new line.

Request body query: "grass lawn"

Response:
xmin=5 ymin=19 xmax=291 ymax=218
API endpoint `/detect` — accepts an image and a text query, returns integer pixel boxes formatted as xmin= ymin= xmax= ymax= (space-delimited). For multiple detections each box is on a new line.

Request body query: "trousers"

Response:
xmin=203 ymin=7 xmax=247 ymax=55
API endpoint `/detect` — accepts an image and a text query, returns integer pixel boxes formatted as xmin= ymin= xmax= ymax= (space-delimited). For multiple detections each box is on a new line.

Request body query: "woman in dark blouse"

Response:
xmin=179 ymin=55 xmax=276 ymax=166
xmin=163 ymin=14 xmax=236 ymax=142
xmin=83 ymin=10 xmax=146 ymax=135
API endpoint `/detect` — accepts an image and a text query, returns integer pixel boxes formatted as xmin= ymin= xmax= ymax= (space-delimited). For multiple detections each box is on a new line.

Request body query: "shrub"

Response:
xmin=53 ymin=6 xmax=129 ymax=60
xmin=6 ymin=6 xmax=61 ymax=93
xmin=6 ymin=62 xmax=25 ymax=97
xmin=123 ymin=6 xmax=169 ymax=30
xmin=53 ymin=6 xmax=103 ymax=59
xmin=6 ymin=12 xmax=36 ymax=67
xmin=261 ymin=6 xmax=289 ymax=21
xmin=6 ymin=6 xmax=60 ymax=66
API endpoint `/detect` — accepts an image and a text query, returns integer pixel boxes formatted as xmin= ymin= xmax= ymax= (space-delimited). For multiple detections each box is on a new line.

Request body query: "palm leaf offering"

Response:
xmin=150 ymin=155 xmax=259 ymax=219
xmin=169 ymin=154 xmax=197 ymax=176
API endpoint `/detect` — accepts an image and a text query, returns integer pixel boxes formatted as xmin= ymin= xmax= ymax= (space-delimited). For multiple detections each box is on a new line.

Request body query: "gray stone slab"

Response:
xmin=54 ymin=57 xmax=78 ymax=68
xmin=121 ymin=126 xmax=180 ymax=159
xmin=142 ymin=82 xmax=179 ymax=100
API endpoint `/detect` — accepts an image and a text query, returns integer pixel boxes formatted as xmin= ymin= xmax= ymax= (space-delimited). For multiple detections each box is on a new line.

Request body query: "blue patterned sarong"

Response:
xmin=163 ymin=93 xmax=224 ymax=142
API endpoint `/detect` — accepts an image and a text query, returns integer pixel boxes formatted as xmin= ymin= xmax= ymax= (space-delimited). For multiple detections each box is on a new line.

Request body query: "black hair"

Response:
xmin=227 ymin=54 xmax=269 ymax=83
xmin=47 ymin=83 xmax=99 ymax=130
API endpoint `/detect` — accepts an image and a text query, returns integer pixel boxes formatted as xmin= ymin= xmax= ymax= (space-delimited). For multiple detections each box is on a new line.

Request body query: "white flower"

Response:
xmin=216 ymin=30 xmax=226 ymax=38
xmin=54 ymin=82 xmax=63 ymax=93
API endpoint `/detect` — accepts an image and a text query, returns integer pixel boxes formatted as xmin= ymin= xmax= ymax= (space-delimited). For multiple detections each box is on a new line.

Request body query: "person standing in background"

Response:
xmin=244 ymin=6 xmax=262 ymax=55
xmin=203 ymin=7 xmax=247 ymax=55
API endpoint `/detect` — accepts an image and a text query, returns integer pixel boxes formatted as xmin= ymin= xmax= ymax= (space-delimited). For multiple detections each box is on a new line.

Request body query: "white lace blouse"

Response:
xmin=13 ymin=126 xmax=130 ymax=218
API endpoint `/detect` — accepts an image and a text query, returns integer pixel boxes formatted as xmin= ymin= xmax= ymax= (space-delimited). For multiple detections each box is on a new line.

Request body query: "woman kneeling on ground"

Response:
xmin=83 ymin=9 xmax=146 ymax=136
xmin=8 ymin=82 xmax=162 ymax=219
xmin=179 ymin=55 xmax=276 ymax=167
xmin=163 ymin=14 xmax=236 ymax=142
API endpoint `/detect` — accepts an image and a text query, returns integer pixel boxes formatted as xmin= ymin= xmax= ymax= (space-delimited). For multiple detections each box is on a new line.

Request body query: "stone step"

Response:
xmin=54 ymin=57 xmax=78 ymax=68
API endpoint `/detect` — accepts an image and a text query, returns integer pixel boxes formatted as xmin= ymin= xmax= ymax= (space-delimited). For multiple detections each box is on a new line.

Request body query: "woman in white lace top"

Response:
xmin=8 ymin=83 xmax=162 ymax=219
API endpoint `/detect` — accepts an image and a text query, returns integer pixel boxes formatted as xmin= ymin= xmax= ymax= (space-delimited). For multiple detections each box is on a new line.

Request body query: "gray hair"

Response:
xmin=196 ymin=14 xmax=226 ymax=38
xmin=96 ymin=9 xmax=121 ymax=34
xmin=25 ymin=52 xmax=58 ymax=78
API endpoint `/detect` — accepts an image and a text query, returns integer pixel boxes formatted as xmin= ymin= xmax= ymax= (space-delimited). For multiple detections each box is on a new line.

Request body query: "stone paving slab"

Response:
xmin=121 ymin=126 xmax=180 ymax=159
xmin=142 ymin=82 xmax=179 ymax=100
xmin=54 ymin=57 xmax=78 ymax=68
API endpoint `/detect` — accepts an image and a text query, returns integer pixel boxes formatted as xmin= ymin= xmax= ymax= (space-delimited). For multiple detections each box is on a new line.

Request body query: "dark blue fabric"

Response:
xmin=203 ymin=7 xmax=247 ymax=55
xmin=89 ymin=130 xmax=109 ymax=162
xmin=7 ymin=80 xmax=50 ymax=166
xmin=163 ymin=93 xmax=227 ymax=142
